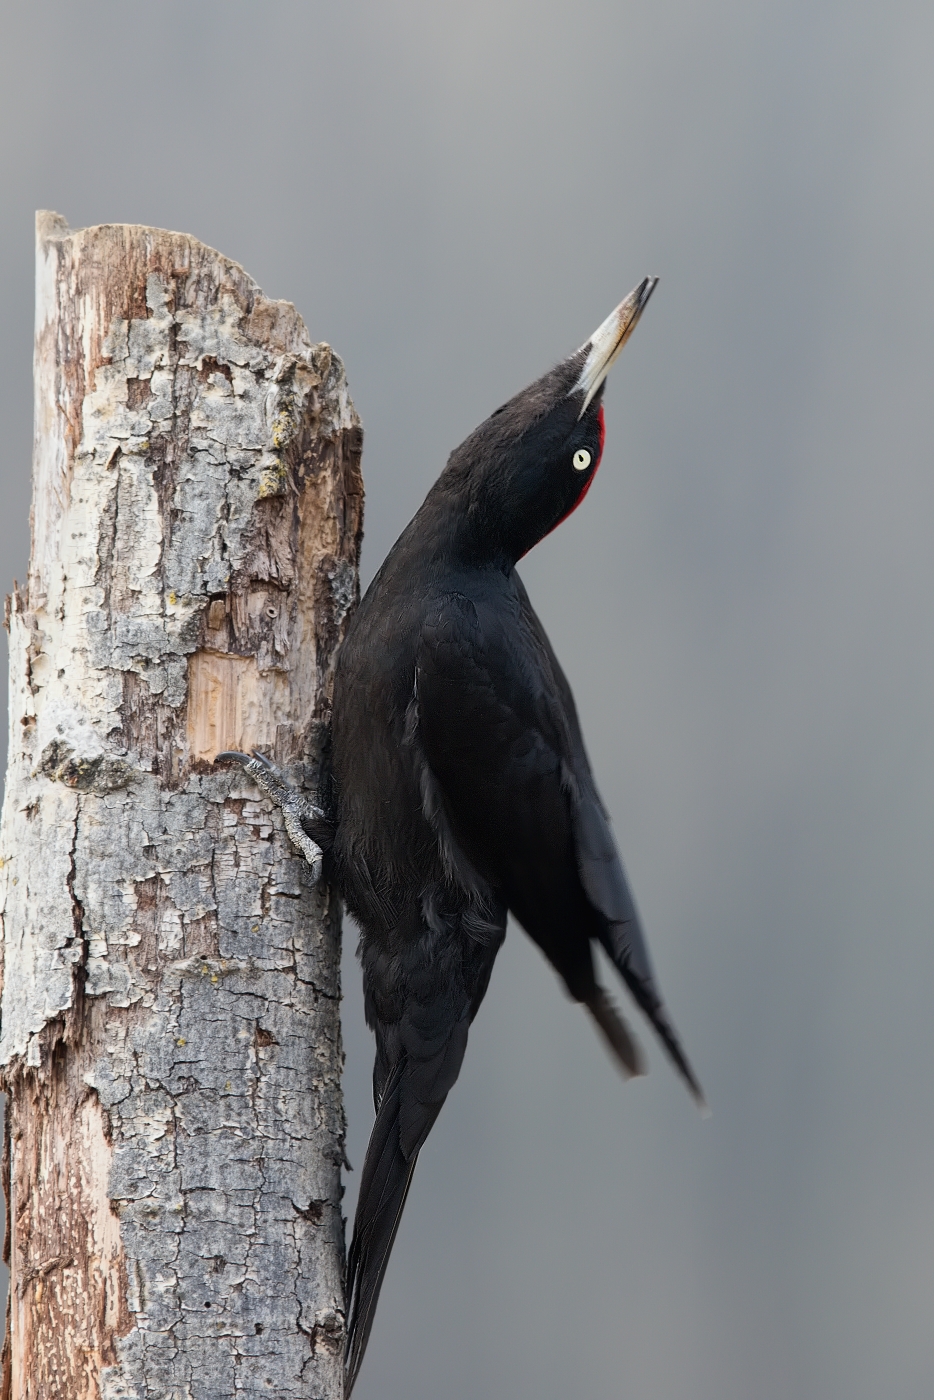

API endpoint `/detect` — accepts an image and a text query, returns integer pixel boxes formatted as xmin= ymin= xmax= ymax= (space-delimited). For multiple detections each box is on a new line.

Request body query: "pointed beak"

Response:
xmin=572 ymin=276 xmax=659 ymax=415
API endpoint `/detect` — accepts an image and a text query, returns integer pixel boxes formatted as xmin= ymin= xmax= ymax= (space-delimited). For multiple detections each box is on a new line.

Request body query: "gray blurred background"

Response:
xmin=2 ymin=2 xmax=934 ymax=1397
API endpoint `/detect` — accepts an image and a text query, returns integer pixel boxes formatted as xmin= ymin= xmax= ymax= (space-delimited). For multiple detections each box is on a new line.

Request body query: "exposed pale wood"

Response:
xmin=0 ymin=213 xmax=363 ymax=1399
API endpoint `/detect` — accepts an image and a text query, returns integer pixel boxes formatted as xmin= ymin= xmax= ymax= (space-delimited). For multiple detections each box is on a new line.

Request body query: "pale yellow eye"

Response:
xmin=573 ymin=448 xmax=592 ymax=472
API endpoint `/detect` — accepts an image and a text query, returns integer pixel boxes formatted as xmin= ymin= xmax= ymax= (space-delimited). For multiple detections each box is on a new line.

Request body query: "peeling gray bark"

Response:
xmin=0 ymin=213 xmax=363 ymax=1399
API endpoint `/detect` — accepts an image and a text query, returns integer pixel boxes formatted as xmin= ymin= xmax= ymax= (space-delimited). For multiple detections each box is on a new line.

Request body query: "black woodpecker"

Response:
xmin=219 ymin=276 xmax=704 ymax=1395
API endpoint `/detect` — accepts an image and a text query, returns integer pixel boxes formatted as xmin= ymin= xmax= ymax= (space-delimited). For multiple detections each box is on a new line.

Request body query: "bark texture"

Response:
xmin=0 ymin=213 xmax=363 ymax=1399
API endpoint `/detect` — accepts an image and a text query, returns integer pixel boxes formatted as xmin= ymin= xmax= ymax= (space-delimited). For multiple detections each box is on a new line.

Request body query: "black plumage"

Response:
xmin=326 ymin=277 xmax=705 ymax=1393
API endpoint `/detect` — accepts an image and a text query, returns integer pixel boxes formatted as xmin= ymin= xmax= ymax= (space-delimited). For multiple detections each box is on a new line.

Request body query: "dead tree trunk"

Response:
xmin=0 ymin=213 xmax=363 ymax=1399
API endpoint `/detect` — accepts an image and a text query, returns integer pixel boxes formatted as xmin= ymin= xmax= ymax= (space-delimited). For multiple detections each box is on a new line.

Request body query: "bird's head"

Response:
xmin=435 ymin=277 xmax=658 ymax=565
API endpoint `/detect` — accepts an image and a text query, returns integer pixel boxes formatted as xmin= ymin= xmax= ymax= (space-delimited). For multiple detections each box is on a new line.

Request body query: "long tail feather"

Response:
xmin=344 ymin=1065 xmax=418 ymax=1397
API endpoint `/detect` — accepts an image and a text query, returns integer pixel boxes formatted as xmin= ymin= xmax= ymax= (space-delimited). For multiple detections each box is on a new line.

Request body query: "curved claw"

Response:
xmin=248 ymin=749 xmax=277 ymax=773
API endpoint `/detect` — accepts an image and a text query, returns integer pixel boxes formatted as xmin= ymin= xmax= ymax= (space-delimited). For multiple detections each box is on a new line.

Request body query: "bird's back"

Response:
xmin=329 ymin=526 xmax=455 ymax=930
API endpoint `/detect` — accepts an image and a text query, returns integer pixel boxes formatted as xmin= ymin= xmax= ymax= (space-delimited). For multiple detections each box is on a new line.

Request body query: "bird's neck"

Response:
xmin=406 ymin=486 xmax=518 ymax=575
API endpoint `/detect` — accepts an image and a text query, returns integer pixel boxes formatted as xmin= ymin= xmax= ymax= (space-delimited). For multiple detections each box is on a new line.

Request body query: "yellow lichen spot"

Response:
xmin=12 ymin=876 xmax=18 ymax=886
xmin=211 ymin=974 xmax=219 ymax=985
xmin=168 ymin=591 xmax=177 ymax=606
xmin=176 ymin=1037 xmax=186 ymax=1047
xmin=225 ymin=1080 xmax=231 ymax=1091
xmin=257 ymin=460 xmax=288 ymax=498
xmin=271 ymin=408 xmax=292 ymax=450
xmin=201 ymin=965 xmax=210 ymax=976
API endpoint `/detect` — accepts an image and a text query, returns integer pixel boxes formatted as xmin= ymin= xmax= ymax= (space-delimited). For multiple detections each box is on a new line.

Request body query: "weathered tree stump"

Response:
xmin=0 ymin=213 xmax=363 ymax=1398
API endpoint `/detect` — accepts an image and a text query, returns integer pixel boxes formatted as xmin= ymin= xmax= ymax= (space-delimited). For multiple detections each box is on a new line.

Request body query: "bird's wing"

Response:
xmin=415 ymin=586 xmax=704 ymax=1105
xmin=570 ymin=773 xmax=705 ymax=1104
xmin=516 ymin=580 xmax=706 ymax=1105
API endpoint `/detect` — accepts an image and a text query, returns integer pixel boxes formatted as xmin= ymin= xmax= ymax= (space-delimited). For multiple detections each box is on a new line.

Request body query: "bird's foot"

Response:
xmin=215 ymin=750 xmax=325 ymax=883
